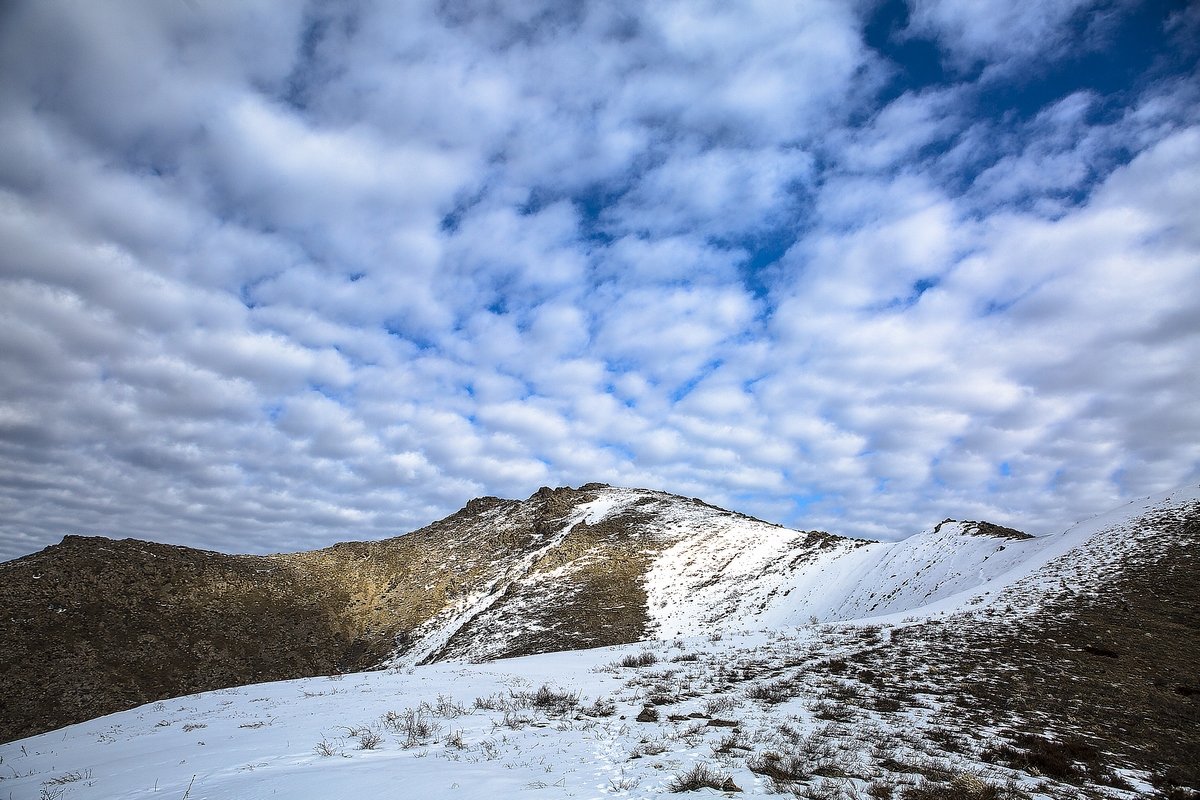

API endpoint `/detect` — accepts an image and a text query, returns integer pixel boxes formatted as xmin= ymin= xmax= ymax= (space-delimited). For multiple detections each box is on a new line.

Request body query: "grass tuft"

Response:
xmin=667 ymin=762 xmax=739 ymax=793
xmin=620 ymin=651 xmax=659 ymax=668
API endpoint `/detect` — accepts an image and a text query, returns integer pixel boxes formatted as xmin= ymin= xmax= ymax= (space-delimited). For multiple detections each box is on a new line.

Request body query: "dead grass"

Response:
xmin=900 ymin=773 xmax=1027 ymax=800
xmin=667 ymin=763 xmax=740 ymax=792
xmin=619 ymin=651 xmax=659 ymax=668
xmin=748 ymin=750 xmax=812 ymax=783
xmin=746 ymin=678 xmax=799 ymax=704
xmin=981 ymin=733 xmax=1126 ymax=788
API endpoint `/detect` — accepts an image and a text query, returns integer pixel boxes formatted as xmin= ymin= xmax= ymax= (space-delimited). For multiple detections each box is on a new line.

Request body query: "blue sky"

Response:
xmin=0 ymin=0 xmax=1198 ymax=560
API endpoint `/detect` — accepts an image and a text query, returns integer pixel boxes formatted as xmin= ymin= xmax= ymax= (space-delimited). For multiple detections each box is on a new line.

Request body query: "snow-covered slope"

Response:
xmin=0 ymin=635 xmax=984 ymax=800
xmin=396 ymin=486 xmax=1047 ymax=659
xmin=519 ymin=483 xmax=1200 ymax=639
xmin=644 ymin=482 xmax=1200 ymax=632
xmin=375 ymin=480 xmax=1200 ymax=666
xmin=406 ymin=486 xmax=860 ymax=660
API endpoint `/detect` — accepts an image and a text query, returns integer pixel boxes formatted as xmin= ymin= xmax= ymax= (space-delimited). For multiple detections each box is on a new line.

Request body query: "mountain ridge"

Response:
xmin=3 ymin=482 xmax=1190 ymax=746
xmin=2 ymin=482 xmax=1196 ymax=797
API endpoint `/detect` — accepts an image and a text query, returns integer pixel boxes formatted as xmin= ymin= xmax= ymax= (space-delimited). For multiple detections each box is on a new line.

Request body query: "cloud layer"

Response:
xmin=1 ymin=0 xmax=1198 ymax=560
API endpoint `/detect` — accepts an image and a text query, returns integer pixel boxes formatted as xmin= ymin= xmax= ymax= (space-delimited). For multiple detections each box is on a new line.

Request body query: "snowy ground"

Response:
xmin=0 ymin=624 xmax=1159 ymax=800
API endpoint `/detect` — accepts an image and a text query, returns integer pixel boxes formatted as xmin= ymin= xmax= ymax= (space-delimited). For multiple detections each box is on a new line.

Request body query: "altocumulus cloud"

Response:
xmin=0 ymin=0 xmax=1197 ymax=560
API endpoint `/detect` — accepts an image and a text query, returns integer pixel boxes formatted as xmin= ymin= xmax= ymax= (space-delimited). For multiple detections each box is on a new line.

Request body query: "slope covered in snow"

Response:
xmin=643 ymin=482 xmax=1200 ymax=633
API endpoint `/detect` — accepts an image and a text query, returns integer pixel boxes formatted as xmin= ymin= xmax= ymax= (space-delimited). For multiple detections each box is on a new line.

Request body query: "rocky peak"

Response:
xmin=932 ymin=518 xmax=1031 ymax=540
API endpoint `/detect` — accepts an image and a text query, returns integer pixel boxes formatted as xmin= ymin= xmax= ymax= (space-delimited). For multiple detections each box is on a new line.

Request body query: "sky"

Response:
xmin=0 ymin=0 xmax=1197 ymax=562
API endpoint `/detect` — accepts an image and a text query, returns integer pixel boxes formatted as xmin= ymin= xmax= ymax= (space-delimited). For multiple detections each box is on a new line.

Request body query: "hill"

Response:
xmin=2 ymin=483 xmax=1196 ymax=755
xmin=0 ymin=484 xmax=1196 ymax=798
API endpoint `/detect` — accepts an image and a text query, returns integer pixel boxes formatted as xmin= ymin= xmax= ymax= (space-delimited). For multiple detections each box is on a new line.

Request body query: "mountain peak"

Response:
xmin=932 ymin=518 xmax=1032 ymax=540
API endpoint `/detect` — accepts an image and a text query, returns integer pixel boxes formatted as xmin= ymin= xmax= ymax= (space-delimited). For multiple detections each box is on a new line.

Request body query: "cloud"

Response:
xmin=903 ymin=0 xmax=1116 ymax=72
xmin=0 ymin=0 xmax=1197 ymax=561
xmin=604 ymin=146 xmax=813 ymax=238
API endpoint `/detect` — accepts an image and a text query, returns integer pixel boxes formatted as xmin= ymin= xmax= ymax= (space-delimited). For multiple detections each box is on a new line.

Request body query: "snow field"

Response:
xmin=0 ymin=622 xmax=1162 ymax=800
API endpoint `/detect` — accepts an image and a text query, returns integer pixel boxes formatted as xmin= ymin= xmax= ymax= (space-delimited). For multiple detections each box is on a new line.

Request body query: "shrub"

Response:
xmin=873 ymin=696 xmax=903 ymax=713
xmin=749 ymin=750 xmax=811 ymax=783
xmin=811 ymin=699 xmax=855 ymax=721
xmin=474 ymin=694 xmax=504 ymax=711
xmin=357 ymin=727 xmax=383 ymax=750
xmin=901 ymin=773 xmax=1027 ymax=800
xmin=797 ymin=778 xmax=862 ymax=800
xmin=43 ymin=770 xmax=93 ymax=786
xmin=497 ymin=709 xmax=536 ymax=729
xmin=433 ymin=694 xmax=469 ymax=717
xmin=982 ymin=733 xmax=1112 ymax=785
xmin=711 ymin=730 xmax=745 ymax=754
xmin=828 ymin=682 xmax=861 ymax=701
xmin=620 ymin=651 xmax=659 ymax=668
xmin=667 ymin=763 xmax=740 ymax=792
xmin=528 ymin=684 xmax=579 ymax=712
xmin=867 ymin=779 xmax=896 ymax=799
xmin=582 ymin=696 xmax=617 ymax=717
xmin=609 ymin=771 xmax=641 ymax=791
xmin=313 ymin=738 xmax=340 ymax=757
xmin=382 ymin=709 xmax=441 ymax=747
xmin=746 ymin=678 xmax=797 ymax=704
xmin=704 ymin=696 xmax=737 ymax=715
xmin=629 ymin=740 xmax=669 ymax=758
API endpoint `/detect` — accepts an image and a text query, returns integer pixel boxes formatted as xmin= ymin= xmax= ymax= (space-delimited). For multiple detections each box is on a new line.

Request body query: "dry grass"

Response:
xmin=619 ymin=651 xmax=659 ymax=668
xmin=901 ymin=773 xmax=1027 ymax=800
xmin=667 ymin=763 xmax=739 ymax=792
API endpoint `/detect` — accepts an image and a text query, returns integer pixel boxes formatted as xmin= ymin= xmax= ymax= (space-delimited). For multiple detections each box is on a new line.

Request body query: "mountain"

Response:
xmin=1 ymin=483 xmax=1196 ymax=752
xmin=1 ymin=483 xmax=1196 ymax=799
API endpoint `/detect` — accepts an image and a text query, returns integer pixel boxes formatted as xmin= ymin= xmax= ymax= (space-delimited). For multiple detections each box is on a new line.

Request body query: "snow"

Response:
xmin=643 ymin=510 xmax=858 ymax=636
xmin=0 ymin=624 xmax=1159 ymax=800
xmin=646 ymin=482 xmax=1200 ymax=632
xmin=1 ymin=654 xmax=604 ymax=799
xmin=4 ymin=636 xmax=807 ymax=800
xmin=0 ymin=633 xmax=913 ymax=799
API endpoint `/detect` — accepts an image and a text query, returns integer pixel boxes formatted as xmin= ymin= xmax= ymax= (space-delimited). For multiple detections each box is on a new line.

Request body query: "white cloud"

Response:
xmin=904 ymin=0 xmax=1108 ymax=71
xmin=0 ymin=0 xmax=1196 ymax=561
xmin=606 ymin=146 xmax=813 ymax=237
